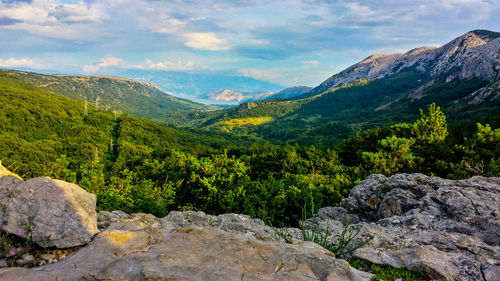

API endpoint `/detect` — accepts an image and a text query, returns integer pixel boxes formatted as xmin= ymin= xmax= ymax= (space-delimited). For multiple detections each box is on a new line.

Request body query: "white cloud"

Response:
xmin=83 ymin=56 xmax=123 ymax=73
xmin=0 ymin=0 xmax=108 ymax=40
xmin=183 ymin=33 xmax=230 ymax=51
xmin=303 ymin=60 xmax=320 ymax=65
xmin=143 ymin=59 xmax=196 ymax=71
xmin=0 ymin=57 xmax=44 ymax=69
xmin=98 ymin=56 xmax=123 ymax=67
xmin=82 ymin=64 xmax=100 ymax=73
xmin=238 ymin=68 xmax=280 ymax=81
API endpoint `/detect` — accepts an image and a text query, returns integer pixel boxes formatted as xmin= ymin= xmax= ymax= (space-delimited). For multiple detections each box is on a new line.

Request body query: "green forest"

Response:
xmin=1 ymin=71 xmax=499 ymax=227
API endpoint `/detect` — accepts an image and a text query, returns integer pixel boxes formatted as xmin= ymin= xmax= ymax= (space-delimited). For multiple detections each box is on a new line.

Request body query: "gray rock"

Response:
xmin=0 ymin=213 xmax=373 ymax=281
xmin=97 ymin=210 xmax=130 ymax=230
xmin=16 ymin=254 xmax=34 ymax=266
xmin=311 ymin=174 xmax=500 ymax=281
xmin=0 ymin=176 xmax=98 ymax=248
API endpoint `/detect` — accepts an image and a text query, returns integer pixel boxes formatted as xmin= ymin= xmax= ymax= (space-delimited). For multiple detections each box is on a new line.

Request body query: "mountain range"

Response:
xmin=1 ymin=30 xmax=498 ymax=146
xmin=117 ymin=69 xmax=284 ymax=104
xmin=165 ymin=30 xmax=500 ymax=144
xmin=198 ymin=86 xmax=313 ymax=104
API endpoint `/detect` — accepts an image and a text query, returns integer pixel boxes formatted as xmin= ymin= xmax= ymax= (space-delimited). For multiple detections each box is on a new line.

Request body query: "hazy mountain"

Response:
xmin=198 ymin=89 xmax=267 ymax=103
xmin=0 ymin=69 xmax=214 ymax=122
xmin=198 ymin=86 xmax=313 ymax=104
xmin=245 ymin=86 xmax=313 ymax=102
xmin=118 ymin=69 xmax=284 ymax=103
xmin=167 ymin=30 xmax=500 ymax=145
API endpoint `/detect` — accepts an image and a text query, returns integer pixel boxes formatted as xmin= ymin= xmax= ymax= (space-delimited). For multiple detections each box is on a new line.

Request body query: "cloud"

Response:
xmin=0 ymin=16 xmax=22 ymax=25
xmin=183 ymin=32 xmax=229 ymax=51
xmin=49 ymin=2 xmax=107 ymax=24
xmin=0 ymin=57 xmax=43 ymax=68
xmin=303 ymin=60 xmax=320 ymax=65
xmin=83 ymin=56 xmax=123 ymax=73
xmin=142 ymin=59 xmax=196 ymax=71
xmin=238 ymin=68 xmax=280 ymax=81
xmin=0 ymin=0 xmax=108 ymax=39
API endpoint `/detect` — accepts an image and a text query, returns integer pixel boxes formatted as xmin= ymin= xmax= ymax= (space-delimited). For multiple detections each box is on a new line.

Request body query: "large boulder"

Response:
xmin=0 ymin=176 xmax=98 ymax=248
xmin=306 ymin=174 xmax=500 ymax=281
xmin=0 ymin=212 xmax=373 ymax=281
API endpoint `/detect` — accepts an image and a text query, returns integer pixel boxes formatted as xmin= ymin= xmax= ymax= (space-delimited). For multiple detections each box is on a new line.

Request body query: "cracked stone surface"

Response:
xmin=0 ymin=212 xmax=373 ymax=281
xmin=300 ymin=174 xmax=500 ymax=281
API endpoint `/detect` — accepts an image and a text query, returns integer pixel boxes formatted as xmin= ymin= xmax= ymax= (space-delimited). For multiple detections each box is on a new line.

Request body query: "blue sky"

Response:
xmin=1 ymin=0 xmax=499 ymax=87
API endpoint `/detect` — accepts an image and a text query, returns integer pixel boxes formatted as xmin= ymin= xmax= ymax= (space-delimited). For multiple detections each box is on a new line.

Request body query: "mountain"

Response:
xmin=198 ymin=89 xmax=267 ymax=103
xmin=168 ymin=30 xmax=500 ymax=145
xmin=244 ymin=86 xmax=313 ymax=102
xmin=198 ymin=86 xmax=312 ymax=104
xmin=118 ymin=69 xmax=284 ymax=103
xmin=0 ymin=69 xmax=213 ymax=123
xmin=303 ymin=29 xmax=499 ymax=98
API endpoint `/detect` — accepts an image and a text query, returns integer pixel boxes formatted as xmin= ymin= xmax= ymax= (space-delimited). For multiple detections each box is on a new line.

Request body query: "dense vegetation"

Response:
xmin=0 ymin=69 xmax=213 ymax=123
xmin=1 ymin=71 xmax=499 ymax=228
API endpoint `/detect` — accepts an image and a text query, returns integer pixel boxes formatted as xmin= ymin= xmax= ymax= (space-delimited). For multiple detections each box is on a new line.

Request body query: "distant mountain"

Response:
xmin=245 ymin=86 xmax=313 ymax=102
xmin=118 ymin=69 xmax=283 ymax=102
xmin=168 ymin=30 xmax=500 ymax=145
xmin=199 ymin=86 xmax=313 ymax=104
xmin=0 ymin=69 xmax=213 ymax=122
xmin=198 ymin=89 xmax=266 ymax=103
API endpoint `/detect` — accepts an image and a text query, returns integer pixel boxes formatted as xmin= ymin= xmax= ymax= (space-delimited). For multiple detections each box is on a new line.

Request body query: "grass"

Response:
xmin=299 ymin=195 xmax=371 ymax=259
xmin=348 ymin=258 xmax=429 ymax=281
xmin=274 ymin=194 xmax=372 ymax=259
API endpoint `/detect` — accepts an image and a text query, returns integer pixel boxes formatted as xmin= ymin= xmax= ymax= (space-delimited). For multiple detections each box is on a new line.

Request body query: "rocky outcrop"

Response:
xmin=305 ymin=174 xmax=500 ymax=281
xmin=308 ymin=30 xmax=500 ymax=97
xmin=0 ymin=211 xmax=373 ymax=281
xmin=1 ymin=173 xmax=499 ymax=280
xmin=0 ymin=176 xmax=98 ymax=248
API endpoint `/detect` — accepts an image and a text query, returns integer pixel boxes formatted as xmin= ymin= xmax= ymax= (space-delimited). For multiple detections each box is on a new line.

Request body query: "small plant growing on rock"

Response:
xmin=299 ymin=194 xmax=371 ymax=259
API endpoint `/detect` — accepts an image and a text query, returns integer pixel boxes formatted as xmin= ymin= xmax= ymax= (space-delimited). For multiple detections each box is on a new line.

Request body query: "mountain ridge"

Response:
xmin=169 ymin=30 xmax=500 ymax=145
xmin=303 ymin=30 xmax=500 ymax=98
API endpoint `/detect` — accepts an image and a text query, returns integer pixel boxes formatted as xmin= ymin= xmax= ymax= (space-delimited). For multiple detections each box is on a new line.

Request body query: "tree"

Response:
xmin=412 ymin=103 xmax=448 ymax=145
xmin=362 ymin=135 xmax=417 ymax=175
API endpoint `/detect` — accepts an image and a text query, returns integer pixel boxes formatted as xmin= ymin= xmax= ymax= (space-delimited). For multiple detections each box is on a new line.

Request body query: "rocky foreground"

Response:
xmin=0 ymin=173 xmax=498 ymax=280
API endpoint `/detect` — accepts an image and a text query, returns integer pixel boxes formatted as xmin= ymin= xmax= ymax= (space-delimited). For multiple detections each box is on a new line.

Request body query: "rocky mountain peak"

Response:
xmin=307 ymin=30 xmax=500 ymax=97
xmin=468 ymin=29 xmax=500 ymax=42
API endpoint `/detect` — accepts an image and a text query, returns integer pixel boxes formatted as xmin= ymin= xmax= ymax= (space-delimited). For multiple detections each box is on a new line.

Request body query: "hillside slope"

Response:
xmin=0 ymin=69 xmax=213 ymax=122
xmin=169 ymin=30 xmax=500 ymax=145
xmin=0 ymin=73 xmax=248 ymax=178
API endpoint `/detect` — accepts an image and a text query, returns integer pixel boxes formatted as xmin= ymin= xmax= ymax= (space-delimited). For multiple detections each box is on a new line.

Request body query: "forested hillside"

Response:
xmin=0 ymin=69 xmax=213 ymax=123
xmin=0 ymin=73 xmax=249 ymax=178
xmin=1 ymin=71 xmax=498 ymax=227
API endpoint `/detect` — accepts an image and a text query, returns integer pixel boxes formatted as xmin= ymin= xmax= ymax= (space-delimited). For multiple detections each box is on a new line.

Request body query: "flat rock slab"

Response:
xmin=0 ymin=213 xmax=372 ymax=281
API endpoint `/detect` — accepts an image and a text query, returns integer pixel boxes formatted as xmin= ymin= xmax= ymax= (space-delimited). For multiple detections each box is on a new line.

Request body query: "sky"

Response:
xmin=1 ymin=0 xmax=499 ymax=87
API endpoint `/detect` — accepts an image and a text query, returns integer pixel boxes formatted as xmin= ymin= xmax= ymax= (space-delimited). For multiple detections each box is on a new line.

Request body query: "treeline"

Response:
xmin=50 ymin=104 xmax=499 ymax=226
